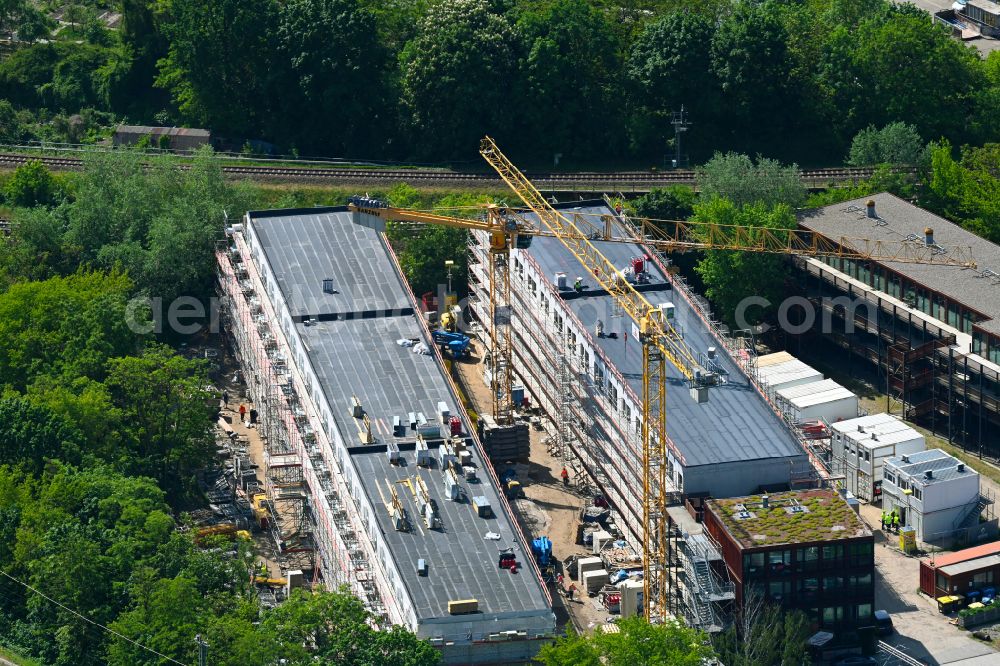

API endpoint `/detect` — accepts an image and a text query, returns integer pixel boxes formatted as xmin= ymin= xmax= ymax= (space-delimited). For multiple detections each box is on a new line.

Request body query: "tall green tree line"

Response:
xmin=1 ymin=0 xmax=998 ymax=164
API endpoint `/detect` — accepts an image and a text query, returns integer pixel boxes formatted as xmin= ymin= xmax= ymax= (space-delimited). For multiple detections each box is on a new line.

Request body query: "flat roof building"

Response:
xmin=217 ymin=207 xmax=554 ymax=664
xmin=830 ymin=413 xmax=925 ymax=502
xmin=920 ymin=541 xmax=1000 ymax=599
xmin=114 ymin=125 xmax=211 ymax=152
xmin=468 ymin=200 xmax=812 ymax=629
xmin=703 ymin=490 xmax=875 ymax=635
xmin=882 ymin=449 xmax=994 ymax=546
xmin=794 ymin=193 xmax=1000 ymax=457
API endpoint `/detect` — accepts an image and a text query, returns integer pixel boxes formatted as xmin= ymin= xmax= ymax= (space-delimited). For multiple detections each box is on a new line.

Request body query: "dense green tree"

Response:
xmin=515 ymin=0 xmax=623 ymax=161
xmin=0 ymin=271 xmax=140 ymax=390
xmin=65 ymin=148 xmax=254 ymax=302
xmin=632 ymin=186 xmax=697 ymax=221
xmin=847 ymin=122 xmax=925 ymax=166
xmin=105 ymin=344 xmax=215 ymax=498
xmin=0 ymin=464 xmax=176 ymax=666
xmin=698 ymin=152 xmax=805 ymax=209
xmin=400 ymin=0 xmax=519 ymax=159
xmin=275 ymin=0 xmax=393 ymax=156
xmin=537 ymin=617 xmax=715 ymax=666
xmin=692 ymin=198 xmax=798 ymax=327
xmin=626 ymin=12 xmax=717 ymax=158
xmin=4 ymin=160 xmax=57 ymax=207
xmin=0 ymin=397 xmax=84 ymax=471
xmin=850 ymin=10 xmax=983 ymax=142
xmin=711 ymin=2 xmax=796 ymax=152
xmin=157 ymin=0 xmax=278 ymax=135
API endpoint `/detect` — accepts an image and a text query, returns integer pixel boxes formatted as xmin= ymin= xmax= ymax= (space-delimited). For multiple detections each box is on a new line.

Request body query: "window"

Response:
xmin=769 ymin=549 xmax=792 ymax=573
xmin=802 ymin=546 xmax=820 ymax=572
xmin=822 ymin=606 xmax=845 ymax=625
xmin=857 ymin=603 xmax=873 ymax=622
xmin=913 ymin=487 xmax=922 ymax=500
xmin=822 ymin=544 xmax=844 ymax=562
xmin=973 ymin=331 xmax=985 ymax=356
xmin=823 ymin=575 xmax=844 ymax=594
xmin=963 ymin=311 xmax=974 ymax=334
xmin=948 ymin=303 xmax=960 ymax=328
xmin=884 ymin=472 xmax=895 ymax=485
xmin=974 ymin=571 xmax=995 ymax=586
xmin=937 ymin=573 xmax=948 ymax=591
xmin=848 ymin=542 xmax=874 ymax=567
xmin=800 ymin=577 xmax=820 ymax=600
xmin=769 ymin=580 xmax=791 ymax=601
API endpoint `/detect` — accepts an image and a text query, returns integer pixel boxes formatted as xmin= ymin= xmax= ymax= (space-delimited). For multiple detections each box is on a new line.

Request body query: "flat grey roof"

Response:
xmin=798 ymin=192 xmax=1000 ymax=336
xmin=248 ymin=209 xmax=413 ymax=319
xmin=940 ymin=554 xmax=1000 ymax=578
xmin=248 ymin=207 xmax=551 ymax=621
xmin=886 ymin=448 xmax=976 ymax=484
xmin=524 ymin=202 xmax=806 ymax=469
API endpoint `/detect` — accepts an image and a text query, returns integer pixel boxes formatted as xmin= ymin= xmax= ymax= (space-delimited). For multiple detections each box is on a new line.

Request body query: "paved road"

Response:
xmin=860 ymin=504 xmax=999 ymax=665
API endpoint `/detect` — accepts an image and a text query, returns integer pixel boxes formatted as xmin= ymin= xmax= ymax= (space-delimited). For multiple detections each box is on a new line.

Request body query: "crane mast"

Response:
xmin=479 ymin=136 xmax=696 ymax=620
xmin=353 ymin=143 xmax=978 ymax=622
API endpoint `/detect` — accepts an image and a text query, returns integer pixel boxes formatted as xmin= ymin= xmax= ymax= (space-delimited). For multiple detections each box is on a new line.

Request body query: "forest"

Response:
xmin=0 ymin=0 xmax=997 ymax=166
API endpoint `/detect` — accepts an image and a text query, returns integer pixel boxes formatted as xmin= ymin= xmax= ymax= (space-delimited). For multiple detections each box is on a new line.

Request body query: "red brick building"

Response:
xmin=704 ymin=489 xmax=875 ymax=633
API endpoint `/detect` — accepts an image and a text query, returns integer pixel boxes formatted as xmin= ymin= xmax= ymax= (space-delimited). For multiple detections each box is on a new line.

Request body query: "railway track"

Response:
xmin=0 ymin=152 xmax=886 ymax=186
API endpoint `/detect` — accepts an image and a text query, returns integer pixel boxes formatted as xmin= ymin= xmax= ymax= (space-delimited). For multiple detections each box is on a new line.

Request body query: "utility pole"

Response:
xmin=670 ymin=106 xmax=690 ymax=169
xmin=195 ymin=634 xmax=208 ymax=666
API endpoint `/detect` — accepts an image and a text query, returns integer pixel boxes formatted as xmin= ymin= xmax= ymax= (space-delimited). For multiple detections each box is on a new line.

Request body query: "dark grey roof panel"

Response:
xmin=250 ymin=209 xmax=550 ymax=621
xmin=523 ymin=202 xmax=805 ymax=469
xmin=799 ymin=192 xmax=1000 ymax=335
xmin=250 ymin=210 xmax=413 ymax=319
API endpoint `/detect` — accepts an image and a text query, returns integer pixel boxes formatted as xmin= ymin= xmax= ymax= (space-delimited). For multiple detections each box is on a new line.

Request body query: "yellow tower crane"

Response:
xmin=352 ymin=139 xmax=977 ymax=621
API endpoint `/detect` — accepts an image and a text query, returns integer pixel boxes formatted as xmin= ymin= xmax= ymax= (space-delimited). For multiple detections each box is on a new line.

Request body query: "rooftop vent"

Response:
xmin=785 ymin=505 xmax=810 ymax=515
xmin=734 ymin=510 xmax=756 ymax=521
xmin=958 ymin=463 xmax=966 ymax=473
xmin=901 ymin=455 xmax=910 ymax=463
xmin=925 ymin=228 xmax=934 ymax=246
xmin=858 ymin=425 xmax=865 ymax=433
xmin=866 ymin=200 xmax=877 ymax=219
xmin=871 ymin=433 xmax=878 ymax=442
xmin=322 ymin=278 xmax=335 ymax=294
xmin=761 ymin=495 xmax=770 ymax=509
xmin=925 ymin=470 xmax=933 ymax=480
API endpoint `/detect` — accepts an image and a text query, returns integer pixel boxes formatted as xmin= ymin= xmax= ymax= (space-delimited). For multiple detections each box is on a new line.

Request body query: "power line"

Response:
xmin=0 ymin=571 xmax=191 ymax=666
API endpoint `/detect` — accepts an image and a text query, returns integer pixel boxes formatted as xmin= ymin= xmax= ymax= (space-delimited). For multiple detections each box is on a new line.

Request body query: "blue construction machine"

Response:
xmin=431 ymin=330 xmax=471 ymax=358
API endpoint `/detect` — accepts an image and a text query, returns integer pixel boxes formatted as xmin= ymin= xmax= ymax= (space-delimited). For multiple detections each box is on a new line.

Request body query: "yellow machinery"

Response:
xmin=351 ymin=140 xmax=977 ymax=621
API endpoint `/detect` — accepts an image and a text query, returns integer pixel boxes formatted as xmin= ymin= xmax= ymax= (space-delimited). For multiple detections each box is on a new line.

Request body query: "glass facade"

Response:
xmin=741 ymin=540 xmax=875 ymax=631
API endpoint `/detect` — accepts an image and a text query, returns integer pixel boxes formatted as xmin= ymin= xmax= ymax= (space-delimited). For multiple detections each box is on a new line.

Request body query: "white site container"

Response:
xmin=776 ymin=379 xmax=858 ymax=424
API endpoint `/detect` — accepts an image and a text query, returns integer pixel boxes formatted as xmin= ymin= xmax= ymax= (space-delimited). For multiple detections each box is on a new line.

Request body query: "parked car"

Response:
xmin=874 ymin=609 xmax=894 ymax=636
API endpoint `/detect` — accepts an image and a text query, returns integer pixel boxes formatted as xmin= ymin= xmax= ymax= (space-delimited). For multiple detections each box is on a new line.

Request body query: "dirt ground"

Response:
xmin=218 ymin=378 xmax=286 ymax=581
xmin=451 ymin=345 xmax=616 ymax=633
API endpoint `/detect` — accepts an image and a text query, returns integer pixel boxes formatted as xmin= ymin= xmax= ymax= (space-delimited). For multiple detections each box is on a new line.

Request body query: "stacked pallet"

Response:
xmin=478 ymin=415 xmax=530 ymax=462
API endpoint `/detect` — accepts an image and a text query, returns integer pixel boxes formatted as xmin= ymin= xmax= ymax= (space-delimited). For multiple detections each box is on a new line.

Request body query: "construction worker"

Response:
xmin=574 ymin=277 xmax=583 ymax=293
xmin=892 ymin=512 xmax=900 ymax=532
xmin=222 ymin=390 xmax=229 ymax=408
xmin=880 ymin=511 xmax=887 ymax=530
xmin=561 ymin=467 xmax=570 ymax=486
xmin=239 ymin=403 xmax=247 ymax=423
xmin=567 ymin=583 xmax=576 ymax=601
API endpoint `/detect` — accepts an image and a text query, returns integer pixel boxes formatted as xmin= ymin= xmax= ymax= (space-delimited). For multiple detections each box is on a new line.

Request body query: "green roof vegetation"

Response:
xmin=709 ymin=490 xmax=870 ymax=549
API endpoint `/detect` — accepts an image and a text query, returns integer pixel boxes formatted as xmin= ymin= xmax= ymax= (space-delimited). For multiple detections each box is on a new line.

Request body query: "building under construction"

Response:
xmin=467 ymin=199 xmax=815 ymax=629
xmin=216 ymin=206 xmax=554 ymax=664
xmin=791 ymin=193 xmax=1000 ymax=455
